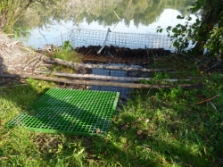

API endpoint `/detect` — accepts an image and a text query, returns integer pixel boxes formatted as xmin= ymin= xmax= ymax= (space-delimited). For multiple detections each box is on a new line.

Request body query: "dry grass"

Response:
xmin=0 ymin=31 xmax=42 ymax=73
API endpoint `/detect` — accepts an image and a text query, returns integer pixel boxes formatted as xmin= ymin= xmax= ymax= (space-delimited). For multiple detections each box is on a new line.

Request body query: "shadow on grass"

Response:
xmin=1 ymin=83 xmax=222 ymax=166
xmin=6 ymin=87 xmax=118 ymax=135
xmin=98 ymin=110 xmax=217 ymax=167
xmin=1 ymin=84 xmax=158 ymax=166
xmin=109 ymin=89 xmax=223 ymax=167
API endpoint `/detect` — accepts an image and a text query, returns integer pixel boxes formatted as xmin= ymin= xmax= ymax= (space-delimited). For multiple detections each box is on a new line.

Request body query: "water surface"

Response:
xmin=17 ymin=0 xmax=195 ymax=49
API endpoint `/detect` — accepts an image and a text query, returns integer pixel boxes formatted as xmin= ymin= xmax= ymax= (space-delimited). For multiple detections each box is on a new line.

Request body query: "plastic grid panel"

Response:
xmin=7 ymin=88 xmax=120 ymax=135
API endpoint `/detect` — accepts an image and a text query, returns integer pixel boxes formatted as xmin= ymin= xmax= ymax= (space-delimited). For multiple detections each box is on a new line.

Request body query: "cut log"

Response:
xmin=49 ymin=72 xmax=191 ymax=82
xmin=0 ymin=74 xmax=203 ymax=89
xmin=42 ymin=57 xmax=173 ymax=72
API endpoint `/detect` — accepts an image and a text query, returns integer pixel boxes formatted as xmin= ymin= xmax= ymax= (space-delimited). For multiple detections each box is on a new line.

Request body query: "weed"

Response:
xmin=51 ymin=65 xmax=75 ymax=74
xmin=53 ymin=41 xmax=81 ymax=63
xmin=54 ymin=50 xmax=81 ymax=63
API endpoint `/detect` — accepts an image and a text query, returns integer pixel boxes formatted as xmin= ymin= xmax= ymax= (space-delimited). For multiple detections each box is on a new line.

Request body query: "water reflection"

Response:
xmin=16 ymin=0 xmax=194 ymax=48
xmin=22 ymin=9 xmax=196 ymax=49
xmin=17 ymin=0 xmax=192 ymax=28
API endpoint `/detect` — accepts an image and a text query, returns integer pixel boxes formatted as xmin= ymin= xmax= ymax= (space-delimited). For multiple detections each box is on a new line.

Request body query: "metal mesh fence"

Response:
xmin=55 ymin=28 xmax=174 ymax=50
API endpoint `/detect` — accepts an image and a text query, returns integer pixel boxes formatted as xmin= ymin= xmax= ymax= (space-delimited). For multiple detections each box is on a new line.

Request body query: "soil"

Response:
xmin=75 ymin=45 xmax=171 ymax=65
xmin=0 ymin=77 xmax=26 ymax=87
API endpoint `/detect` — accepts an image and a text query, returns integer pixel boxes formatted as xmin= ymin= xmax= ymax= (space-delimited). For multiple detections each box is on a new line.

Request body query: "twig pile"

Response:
xmin=0 ymin=32 xmax=39 ymax=73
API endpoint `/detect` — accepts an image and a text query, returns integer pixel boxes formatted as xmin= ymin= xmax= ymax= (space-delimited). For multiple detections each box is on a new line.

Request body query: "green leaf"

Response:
xmin=173 ymin=41 xmax=180 ymax=47
xmin=176 ymin=15 xmax=184 ymax=19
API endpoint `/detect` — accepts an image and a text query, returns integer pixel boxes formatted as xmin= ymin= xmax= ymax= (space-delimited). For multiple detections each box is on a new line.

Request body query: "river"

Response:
xmin=17 ymin=0 xmax=195 ymax=50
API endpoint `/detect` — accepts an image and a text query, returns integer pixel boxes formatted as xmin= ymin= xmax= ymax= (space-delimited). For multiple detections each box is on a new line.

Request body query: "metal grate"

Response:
xmin=6 ymin=88 xmax=120 ymax=135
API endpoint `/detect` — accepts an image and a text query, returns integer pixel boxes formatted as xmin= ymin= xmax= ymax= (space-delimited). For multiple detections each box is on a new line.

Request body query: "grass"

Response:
xmin=53 ymin=50 xmax=81 ymax=63
xmin=42 ymin=40 xmax=82 ymax=74
xmin=0 ymin=56 xmax=223 ymax=166
xmin=49 ymin=41 xmax=82 ymax=63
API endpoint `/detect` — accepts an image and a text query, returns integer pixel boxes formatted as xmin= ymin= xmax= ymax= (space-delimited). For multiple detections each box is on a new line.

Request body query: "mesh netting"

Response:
xmin=55 ymin=28 xmax=174 ymax=50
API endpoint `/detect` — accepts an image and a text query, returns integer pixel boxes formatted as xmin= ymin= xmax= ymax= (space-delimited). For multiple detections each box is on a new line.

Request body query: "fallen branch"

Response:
xmin=43 ymin=57 xmax=172 ymax=72
xmin=50 ymin=72 xmax=191 ymax=82
xmin=113 ymin=10 xmax=121 ymax=21
xmin=205 ymin=59 xmax=223 ymax=72
xmin=0 ymin=74 xmax=203 ymax=89
xmin=23 ymin=55 xmax=43 ymax=68
xmin=196 ymin=94 xmax=220 ymax=104
xmin=5 ymin=41 xmax=20 ymax=48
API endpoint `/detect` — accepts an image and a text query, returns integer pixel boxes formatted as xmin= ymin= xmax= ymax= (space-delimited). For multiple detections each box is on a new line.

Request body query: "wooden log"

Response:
xmin=42 ymin=57 xmax=172 ymax=72
xmin=51 ymin=72 xmax=191 ymax=82
xmin=0 ymin=74 xmax=203 ymax=89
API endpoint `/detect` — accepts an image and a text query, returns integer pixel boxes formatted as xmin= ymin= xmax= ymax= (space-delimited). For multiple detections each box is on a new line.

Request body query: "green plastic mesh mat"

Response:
xmin=6 ymin=88 xmax=120 ymax=135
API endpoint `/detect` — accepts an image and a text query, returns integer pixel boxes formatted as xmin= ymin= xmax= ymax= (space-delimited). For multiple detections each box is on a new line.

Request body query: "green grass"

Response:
xmin=0 ymin=57 xmax=223 ymax=166
xmin=52 ymin=41 xmax=81 ymax=63
xmin=54 ymin=50 xmax=81 ymax=63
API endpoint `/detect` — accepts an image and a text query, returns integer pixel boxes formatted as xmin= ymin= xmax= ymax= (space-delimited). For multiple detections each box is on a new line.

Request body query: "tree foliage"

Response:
xmin=0 ymin=0 xmax=65 ymax=33
xmin=1 ymin=0 xmax=192 ymax=33
xmin=159 ymin=0 xmax=223 ymax=58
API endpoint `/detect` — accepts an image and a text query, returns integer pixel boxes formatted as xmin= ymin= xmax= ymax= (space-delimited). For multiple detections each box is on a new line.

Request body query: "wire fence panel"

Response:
xmin=55 ymin=28 xmax=174 ymax=51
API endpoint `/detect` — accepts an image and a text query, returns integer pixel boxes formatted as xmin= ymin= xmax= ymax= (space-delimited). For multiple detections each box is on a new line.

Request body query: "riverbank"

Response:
xmin=1 ymin=56 xmax=223 ymax=166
